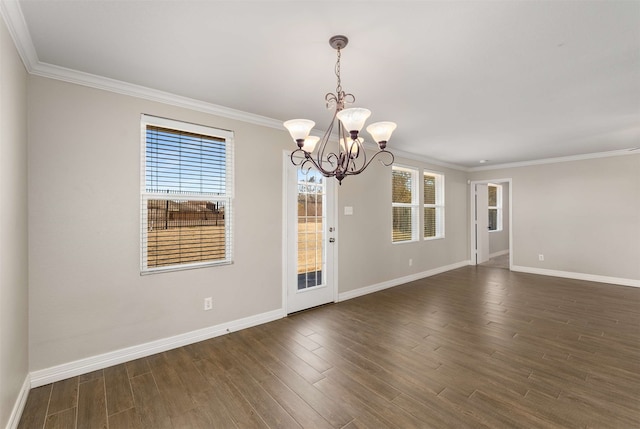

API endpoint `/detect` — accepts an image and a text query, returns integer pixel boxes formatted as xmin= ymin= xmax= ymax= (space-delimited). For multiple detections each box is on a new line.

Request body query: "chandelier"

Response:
xmin=283 ymin=35 xmax=396 ymax=184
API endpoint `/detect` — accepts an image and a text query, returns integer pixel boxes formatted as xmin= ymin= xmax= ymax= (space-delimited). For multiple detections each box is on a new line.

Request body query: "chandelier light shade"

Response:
xmin=283 ymin=119 xmax=315 ymax=142
xmin=284 ymin=35 xmax=396 ymax=184
xmin=336 ymin=108 xmax=371 ymax=135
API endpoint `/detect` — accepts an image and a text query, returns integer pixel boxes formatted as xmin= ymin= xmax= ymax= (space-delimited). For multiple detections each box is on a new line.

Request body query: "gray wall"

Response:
xmin=28 ymin=70 xmax=638 ymax=377
xmin=489 ymin=181 xmax=509 ymax=255
xmin=27 ymin=75 xmax=472 ymax=372
xmin=0 ymin=16 xmax=29 ymax=429
xmin=27 ymin=76 xmax=291 ymax=371
xmin=470 ymin=155 xmax=640 ymax=280
xmin=338 ymin=156 xmax=469 ymax=293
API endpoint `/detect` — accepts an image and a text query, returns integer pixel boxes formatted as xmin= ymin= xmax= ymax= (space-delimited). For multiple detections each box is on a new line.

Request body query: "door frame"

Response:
xmin=469 ymin=178 xmax=513 ymax=269
xmin=282 ymin=151 xmax=339 ymax=314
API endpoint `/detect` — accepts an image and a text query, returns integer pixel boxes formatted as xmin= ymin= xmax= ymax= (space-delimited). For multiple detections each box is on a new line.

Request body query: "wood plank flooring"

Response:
xmin=18 ymin=266 xmax=640 ymax=428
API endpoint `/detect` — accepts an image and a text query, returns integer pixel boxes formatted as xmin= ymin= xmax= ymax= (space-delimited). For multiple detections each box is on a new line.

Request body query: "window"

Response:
xmin=423 ymin=171 xmax=444 ymax=239
xmin=141 ymin=115 xmax=234 ymax=273
xmin=392 ymin=166 xmax=418 ymax=243
xmin=488 ymin=184 xmax=502 ymax=231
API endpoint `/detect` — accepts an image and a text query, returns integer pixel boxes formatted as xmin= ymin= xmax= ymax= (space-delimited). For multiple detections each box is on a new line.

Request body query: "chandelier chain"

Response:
xmin=335 ymin=47 xmax=342 ymax=95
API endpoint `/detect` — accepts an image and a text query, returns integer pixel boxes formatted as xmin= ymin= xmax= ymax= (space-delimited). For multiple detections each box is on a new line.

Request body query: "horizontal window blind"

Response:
xmin=392 ymin=166 xmax=418 ymax=243
xmin=423 ymin=171 xmax=444 ymax=239
xmin=424 ymin=207 xmax=437 ymax=238
xmin=392 ymin=168 xmax=413 ymax=204
xmin=146 ymin=126 xmax=227 ymax=195
xmin=393 ymin=207 xmax=415 ymax=242
xmin=424 ymin=174 xmax=436 ymax=205
xmin=141 ymin=116 xmax=233 ymax=273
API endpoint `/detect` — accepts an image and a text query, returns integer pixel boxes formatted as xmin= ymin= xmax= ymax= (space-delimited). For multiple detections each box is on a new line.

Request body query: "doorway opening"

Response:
xmin=283 ymin=153 xmax=337 ymax=314
xmin=470 ymin=179 xmax=512 ymax=270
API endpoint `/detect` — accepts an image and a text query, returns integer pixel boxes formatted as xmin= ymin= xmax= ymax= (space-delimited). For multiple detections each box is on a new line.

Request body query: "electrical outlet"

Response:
xmin=409 ymin=258 xmax=413 ymax=266
xmin=204 ymin=297 xmax=213 ymax=311
xmin=538 ymin=254 xmax=544 ymax=262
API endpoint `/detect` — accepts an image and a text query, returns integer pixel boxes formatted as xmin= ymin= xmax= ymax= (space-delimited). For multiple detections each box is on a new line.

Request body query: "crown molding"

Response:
xmin=389 ymin=147 xmax=469 ymax=171
xmin=31 ymin=62 xmax=284 ymax=129
xmin=0 ymin=0 xmax=37 ymax=72
xmin=467 ymin=148 xmax=639 ymax=172
xmin=1 ymin=0 xmax=284 ymax=130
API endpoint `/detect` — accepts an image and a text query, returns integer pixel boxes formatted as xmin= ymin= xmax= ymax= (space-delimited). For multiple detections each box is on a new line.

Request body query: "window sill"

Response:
xmin=141 ymin=259 xmax=233 ymax=275
xmin=424 ymin=235 xmax=445 ymax=241
xmin=392 ymin=239 xmax=419 ymax=245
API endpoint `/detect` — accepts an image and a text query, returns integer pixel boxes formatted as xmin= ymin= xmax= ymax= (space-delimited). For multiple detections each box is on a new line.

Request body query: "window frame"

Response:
xmin=488 ymin=183 xmax=503 ymax=232
xmin=140 ymin=115 xmax=234 ymax=274
xmin=423 ymin=170 xmax=445 ymax=240
xmin=391 ymin=165 xmax=419 ymax=244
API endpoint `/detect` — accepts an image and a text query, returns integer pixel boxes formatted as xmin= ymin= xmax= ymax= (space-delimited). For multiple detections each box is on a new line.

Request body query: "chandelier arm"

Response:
xmin=337 ymin=122 xmax=352 ymax=175
xmin=315 ymin=108 xmax=339 ymax=173
xmin=290 ymin=150 xmax=306 ymax=167
xmin=292 ymin=148 xmax=329 ymax=176
xmin=343 ymin=137 xmax=368 ymax=174
xmin=345 ymin=149 xmax=395 ymax=176
xmin=325 ymin=152 xmax=340 ymax=168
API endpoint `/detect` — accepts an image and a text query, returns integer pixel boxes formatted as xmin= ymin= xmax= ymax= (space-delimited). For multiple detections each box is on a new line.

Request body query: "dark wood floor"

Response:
xmin=19 ymin=266 xmax=640 ymax=428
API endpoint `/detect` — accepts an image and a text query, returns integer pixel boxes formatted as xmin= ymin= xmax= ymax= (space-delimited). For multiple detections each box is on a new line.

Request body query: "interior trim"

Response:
xmin=511 ymin=265 xmax=640 ymax=288
xmin=337 ymin=260 xmax=471 ymax=302
xmin=29 ymin=308 xmax=286 ymax=388
xmin=6 ymin=374 xmax=30 ymax=429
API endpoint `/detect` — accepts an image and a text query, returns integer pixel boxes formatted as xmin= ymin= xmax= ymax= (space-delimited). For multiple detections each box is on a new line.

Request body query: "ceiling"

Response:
xmin=7 ymin=0 xmax=640 ymax=168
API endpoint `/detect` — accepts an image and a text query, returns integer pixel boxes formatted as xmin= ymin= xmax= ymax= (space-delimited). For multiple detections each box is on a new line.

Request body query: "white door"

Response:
xmin=475 ymin=183 xmax=490 ymax=264
xmin=285 ymin=158 xmax=336 ymax=314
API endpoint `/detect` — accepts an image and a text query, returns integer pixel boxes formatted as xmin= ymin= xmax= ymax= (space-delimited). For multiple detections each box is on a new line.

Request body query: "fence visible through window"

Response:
xmin=146 ymin=199 xmax=226 ymax=268
xmin=297 ymin=169 xmax=324 ymax=290
xmin=141 ymin=115 xmax=233 ymax=273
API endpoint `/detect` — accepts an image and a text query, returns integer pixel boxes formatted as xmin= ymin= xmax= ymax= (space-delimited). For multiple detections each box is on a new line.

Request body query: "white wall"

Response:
xmin=0 ymin=15 xmax=29 ymax=429
xmin=470 ymin=154 xmax=640 ymax=282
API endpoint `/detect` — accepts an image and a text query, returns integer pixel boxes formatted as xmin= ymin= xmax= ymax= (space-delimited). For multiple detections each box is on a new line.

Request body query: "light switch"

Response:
xmin=344 ymin=206 xmax=353 ymax=215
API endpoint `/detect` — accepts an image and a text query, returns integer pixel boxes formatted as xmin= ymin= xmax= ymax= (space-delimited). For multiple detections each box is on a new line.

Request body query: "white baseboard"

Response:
xmin=5 ymin=374 xmax=30 ymax=429
xmin=337 ymin=260 xmax=470 ymax=302
xmin=511 ymin=265 xmax=640 ymax=288
xmin=489 ymin=249 xmax=509 ymax=258
xmin=30 ymin=308 xmax=285 ymax=388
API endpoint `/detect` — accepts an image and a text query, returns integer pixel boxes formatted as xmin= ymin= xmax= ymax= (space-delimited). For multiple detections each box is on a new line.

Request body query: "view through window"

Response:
xmin=297 ymin=168 xmax=325 ymax=289
xmin=141 ymin=116 xmax=234 ymax=273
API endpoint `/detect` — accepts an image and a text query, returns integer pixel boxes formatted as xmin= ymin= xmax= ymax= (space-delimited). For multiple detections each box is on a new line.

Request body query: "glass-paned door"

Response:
xmin=297 ymin=168 xmax=325 ymax=290
xmin=285 ymin=156 xmax=335 ymax=314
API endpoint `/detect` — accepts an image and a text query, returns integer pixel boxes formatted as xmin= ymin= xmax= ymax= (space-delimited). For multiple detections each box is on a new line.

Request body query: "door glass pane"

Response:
xmin=488 ymin=185 xmax=497 ymax=206
xmin=297 ymin=169 xmax=325 ymax=290
xmin=489 ymin=208 xmax=498 ymax=231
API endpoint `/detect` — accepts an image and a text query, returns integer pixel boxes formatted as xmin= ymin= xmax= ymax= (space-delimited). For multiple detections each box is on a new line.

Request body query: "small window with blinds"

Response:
xmin=140 ymin=115 xmax=234 ymax=273
xmin=423 ymin=171 xmax=444 ymax=239
xmin=488 ymin=184 xmax=502 ymax=231
xmin=392 ymin=166 xmax=418 ymax=243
